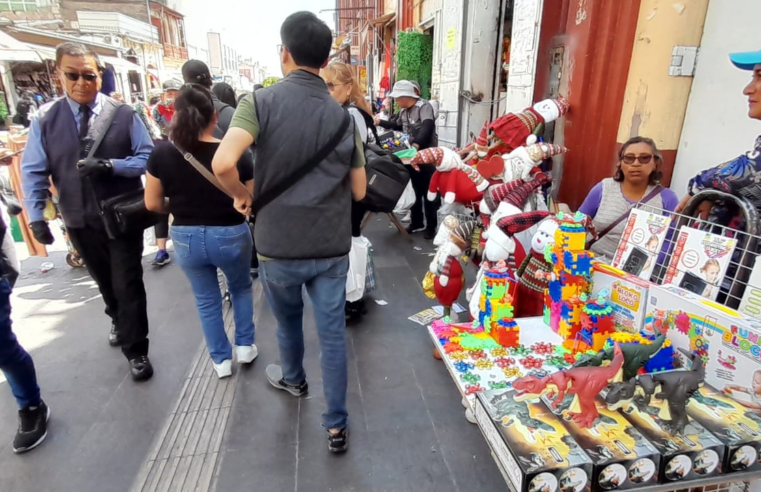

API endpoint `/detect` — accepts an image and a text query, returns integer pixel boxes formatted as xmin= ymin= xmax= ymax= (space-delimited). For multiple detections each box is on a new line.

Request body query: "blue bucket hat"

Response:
xmin=729 ymin=48 xmax=761 ymax=71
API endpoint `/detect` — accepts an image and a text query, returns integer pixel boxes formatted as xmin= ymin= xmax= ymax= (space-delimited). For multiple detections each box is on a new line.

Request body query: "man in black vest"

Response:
xmin=213 ymin=11 xmax=367 ymax=453
xmin=20 ymin=43 xmax=155 ymax=381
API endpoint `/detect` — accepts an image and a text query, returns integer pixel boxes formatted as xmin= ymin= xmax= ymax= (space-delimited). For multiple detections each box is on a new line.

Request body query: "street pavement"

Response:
xmin=0 ymin=216 xmax=506 ymax=492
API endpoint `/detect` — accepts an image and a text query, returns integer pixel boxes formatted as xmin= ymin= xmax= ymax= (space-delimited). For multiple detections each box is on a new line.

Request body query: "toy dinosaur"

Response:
xmin=691 ymin=391 xmax=734 ymax=411
xmin=489 ymin=391 xmax=555 ymax=433
xmin=605 ymin=354 xmax=705 ymax=435
xmin=586 ymin=444 xmax=615 ymax=463
xmin=574 ymin=332 xmax=666 ymax=381
xmin=598 ymin=468 xmax=621 ymax=490
xmin=512 ymin=343 xmax=624 ymax=428
xmin=560 ymin=435 xmax=592 ymax=464
xmin=519 ymin=452 xmax=546 ymax=473
xmin=559 ymin=474 xmax=585 ymax=492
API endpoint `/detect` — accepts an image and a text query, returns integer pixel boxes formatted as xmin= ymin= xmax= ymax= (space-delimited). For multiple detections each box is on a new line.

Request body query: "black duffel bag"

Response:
xmin=361 ymin=144 xmax=410 ymax=213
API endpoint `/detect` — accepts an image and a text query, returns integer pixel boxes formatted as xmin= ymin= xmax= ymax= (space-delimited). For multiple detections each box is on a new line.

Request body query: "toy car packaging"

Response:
xmin=542 ymin=395 xmax=660 ymax=491
xmin=686 ymin=384 xmax=761 ymax=473
xmin=611 ymin=392 xmax=725 ymax=483
xmin=475 ymin=389 xmax=593 ymax=492
xmin=591 ymin=264 xmax=653 ymax=333
xmin=644 ymin=284 xmax=761 ymax=393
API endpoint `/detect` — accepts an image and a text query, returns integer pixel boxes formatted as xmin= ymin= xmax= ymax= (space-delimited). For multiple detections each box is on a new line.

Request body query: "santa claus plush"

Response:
xmin=410 ymin=147 xmax=488 ymax=205
xmin=431 ymin=220 xmax=476 ymax=319
xmin=502 ymin=142 xmax=567 ymax=182
xmin=489 ymin=97 xmax=570 ymax=152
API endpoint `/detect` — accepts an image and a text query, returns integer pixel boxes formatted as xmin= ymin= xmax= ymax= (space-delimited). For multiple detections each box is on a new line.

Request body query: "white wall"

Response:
xmin=672 ymin=0 xmax=761 ymax=195
xmin=505 ymin=0 xmax=543 ymax=113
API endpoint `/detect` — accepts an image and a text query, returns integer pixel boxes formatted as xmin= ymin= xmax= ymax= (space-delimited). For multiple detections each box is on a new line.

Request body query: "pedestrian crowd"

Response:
xmin=1 ymin=8 xmax=760 ymax=464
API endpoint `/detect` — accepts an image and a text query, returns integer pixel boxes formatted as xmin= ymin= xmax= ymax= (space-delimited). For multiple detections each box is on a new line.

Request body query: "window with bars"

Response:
xmin=0 ymin=0 xmax=40 ymax=12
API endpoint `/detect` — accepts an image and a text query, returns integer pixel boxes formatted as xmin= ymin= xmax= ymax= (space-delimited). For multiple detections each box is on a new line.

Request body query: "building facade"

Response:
xmin=207 ymin=31 xmax=238 ymax=88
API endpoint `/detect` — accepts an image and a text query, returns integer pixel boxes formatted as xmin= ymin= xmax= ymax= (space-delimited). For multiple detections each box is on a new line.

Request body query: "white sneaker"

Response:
xmin=236 ymin=344 xmax=259 ymax=364
xmin=213 ymin=359 xmax=232 ymax=379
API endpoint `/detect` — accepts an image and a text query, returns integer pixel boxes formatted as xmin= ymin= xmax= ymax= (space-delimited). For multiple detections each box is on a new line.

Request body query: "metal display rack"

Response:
xmin=636 ymin=189 xmax=761 ymax=311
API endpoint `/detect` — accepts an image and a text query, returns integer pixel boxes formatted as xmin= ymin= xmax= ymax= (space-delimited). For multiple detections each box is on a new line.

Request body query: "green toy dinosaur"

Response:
xmin=574 ymin=332 xmax=666 ymax=381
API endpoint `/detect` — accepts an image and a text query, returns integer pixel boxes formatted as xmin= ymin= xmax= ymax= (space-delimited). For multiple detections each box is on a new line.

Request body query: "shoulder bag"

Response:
xmin=178 ymin=109 xmax=352 ymax=217
xmin=85 ymin=103 xmax=163 ymax=240
xmin=587 ymin=185 xmax=664 ymax=248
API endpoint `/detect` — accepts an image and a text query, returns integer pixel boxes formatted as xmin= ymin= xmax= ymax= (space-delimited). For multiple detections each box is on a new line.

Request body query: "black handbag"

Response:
xmin=361 ymin=145 xmax=410 ymax=213
xmin=84 ymin=102 xmax=163 ymax=239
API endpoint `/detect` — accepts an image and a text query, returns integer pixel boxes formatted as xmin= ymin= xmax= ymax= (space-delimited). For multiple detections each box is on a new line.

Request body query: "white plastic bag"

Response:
xmin=393 ymin=181 xmax=415 ymax=216
xmin=346 ymin=236 xmax=370 ymax=302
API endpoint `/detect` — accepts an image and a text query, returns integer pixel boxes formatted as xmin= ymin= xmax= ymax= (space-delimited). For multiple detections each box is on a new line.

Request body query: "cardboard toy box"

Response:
xmin=686 ymin=384 xmax=761 ymax=474
xmin=591 ymin=263 xmax=653 ymax=334
xmin=644 ymin=284 xmax=761 ymax=394
xmin=615 ymin=393 xmax=725 ymax=483
xmin=541 ymin=394 xmax=661 ymax=491
xmin=475 ymin=389 xmax=594 ymax=492
xmin=611 ymin=208 xmax=671 ymax=281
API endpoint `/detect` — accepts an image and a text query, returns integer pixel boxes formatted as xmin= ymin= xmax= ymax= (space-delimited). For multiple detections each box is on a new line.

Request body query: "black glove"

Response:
xmin=29 ymin=221 xmax=54 ymax=245
xmin=77 ymin=158 xmax=113 ymax=178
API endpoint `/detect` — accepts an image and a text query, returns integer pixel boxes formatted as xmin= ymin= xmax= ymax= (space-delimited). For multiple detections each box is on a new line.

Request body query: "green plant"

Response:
xmin=262 ymin=76 xmax=280 ymax=87
xmin=396 ymin=32 xmax=433 ymax=100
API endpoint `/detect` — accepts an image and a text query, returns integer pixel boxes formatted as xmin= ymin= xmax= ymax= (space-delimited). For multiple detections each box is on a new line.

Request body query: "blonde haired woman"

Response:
xmin=322 ymin=61 xmax=374 ymax=322
xmin=322 ymin=62 xmax=375 ymax=144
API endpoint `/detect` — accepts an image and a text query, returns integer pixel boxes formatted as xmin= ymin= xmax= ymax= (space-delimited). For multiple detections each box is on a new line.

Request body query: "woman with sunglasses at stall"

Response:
xmin=578 ymin=136 xmax=679 ymax=263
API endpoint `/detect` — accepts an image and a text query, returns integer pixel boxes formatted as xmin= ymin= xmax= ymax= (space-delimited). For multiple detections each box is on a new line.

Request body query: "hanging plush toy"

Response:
xmin=479 ymin=173 xmax=552 ymax=246
xmin=409 ymin=147 xmax=489 ymax=205
xmin=489 ymin=97 xmax=570 ymax=152
xmin=503 ymin=142 xmax=567 ymax=182
xmin=431 ymin=220 xmax=476 ymax=319
xmin=469 ymin=211 xmax=552 ymax=320
xmin=514 ymin=217 xmax=560 ymax=318
xmin=433 ymin=215 xmax=461 ymax=247
xmin=474 ymin=121 xmax=490 ymax=158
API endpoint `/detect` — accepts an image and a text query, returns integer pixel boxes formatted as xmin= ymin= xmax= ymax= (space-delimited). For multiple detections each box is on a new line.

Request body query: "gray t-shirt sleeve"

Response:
xmin=348 ymin=107 xmax=368 ymax=144
xmin=419 ymin=102 xmax=435 ymax=122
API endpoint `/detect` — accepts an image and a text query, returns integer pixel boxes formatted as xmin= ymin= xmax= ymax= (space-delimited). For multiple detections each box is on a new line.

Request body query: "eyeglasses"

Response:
xmin=326 ymin=82 xmax=346 ymax=92
xmin=621 ymin=154 xmax=654 ymax=165
xmin=63 ymin=72 xmax=98 ymax=82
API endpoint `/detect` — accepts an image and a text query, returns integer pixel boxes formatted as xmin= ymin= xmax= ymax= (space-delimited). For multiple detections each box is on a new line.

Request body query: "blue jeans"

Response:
xmin=172 ymin=223 xmax=255 ymax=364
xmin=260 ymin=255 xmax=349 ymax=430
xmin=0 ymin=278 xmax=41 ymax=409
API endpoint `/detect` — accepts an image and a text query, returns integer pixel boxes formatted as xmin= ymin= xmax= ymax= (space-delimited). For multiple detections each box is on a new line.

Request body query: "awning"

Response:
xmin=0 ymin=31 xmax=40 ymax=62
xmin=26 ymin=44 xmax=56 ymax=61
xmin=101 ymin=55 xmax=144 ymax=74
xmin=369 ymin=13 xmax=396 ymax=27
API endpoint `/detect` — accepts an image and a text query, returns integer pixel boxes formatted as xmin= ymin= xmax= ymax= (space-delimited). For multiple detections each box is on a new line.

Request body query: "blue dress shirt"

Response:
xmin=20 ymin=93 xmax=154 ymax=222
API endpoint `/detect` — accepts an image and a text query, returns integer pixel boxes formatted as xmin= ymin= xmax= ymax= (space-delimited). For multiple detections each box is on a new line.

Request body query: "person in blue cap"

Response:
xmin=676 ymin=47 xmax=761 ymax=212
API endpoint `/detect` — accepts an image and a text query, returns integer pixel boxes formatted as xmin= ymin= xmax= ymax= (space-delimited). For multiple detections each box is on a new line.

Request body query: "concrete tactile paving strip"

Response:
xmin=131 ymin=305 xmax=240 ymax=492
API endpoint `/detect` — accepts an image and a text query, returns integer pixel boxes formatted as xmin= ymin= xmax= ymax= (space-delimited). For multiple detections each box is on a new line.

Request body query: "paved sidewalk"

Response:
xmin=0 ymin=216 xmax=507 ymax=492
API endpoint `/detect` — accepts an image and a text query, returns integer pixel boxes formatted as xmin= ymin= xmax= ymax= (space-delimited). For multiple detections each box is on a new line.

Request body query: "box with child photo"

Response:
xmin=611 ymin=208 xmax=671 ymax=280
xmin=663 ymin=226 xmax=736 ymax=301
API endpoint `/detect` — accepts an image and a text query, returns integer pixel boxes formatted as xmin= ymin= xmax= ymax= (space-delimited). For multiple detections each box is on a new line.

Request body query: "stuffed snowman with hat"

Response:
xmin=430 ymin=220 xmax=476 ymax=319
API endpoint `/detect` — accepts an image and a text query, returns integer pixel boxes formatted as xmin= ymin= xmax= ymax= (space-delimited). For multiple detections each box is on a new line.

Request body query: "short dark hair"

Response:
xmin=170 ymin=83 xmax=215 ymax=152
xmin=55 ymin=42 xmax=103 ymax=70
xmin=614 ymin=136 xmax=663 ymax=185
xmin=280 ymin=11 xmax=332 ymax=69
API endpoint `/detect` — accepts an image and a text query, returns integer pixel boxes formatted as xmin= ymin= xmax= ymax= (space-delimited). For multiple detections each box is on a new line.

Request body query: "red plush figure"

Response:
xmin=515 ymin=217 xmax=559 ymax=318
xmin=431 ymin=220 xmax=476 ymax=318
xmin=475 ymin=121 xmax=489 ymax=158
xmin=410 ymin=147 xmax=489 ymax=205
xmin=490 ymin=97 xmax=570 ymax=152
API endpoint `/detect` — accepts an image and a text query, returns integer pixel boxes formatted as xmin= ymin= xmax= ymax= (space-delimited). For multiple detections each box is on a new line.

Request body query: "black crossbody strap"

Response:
xmin=250 ymin=108 xmax=352 ymax=216
xmin=83 ymin=101 xmax=124 ymax=214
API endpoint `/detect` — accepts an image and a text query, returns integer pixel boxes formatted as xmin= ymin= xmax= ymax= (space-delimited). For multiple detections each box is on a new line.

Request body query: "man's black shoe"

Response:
xmin=266 ymin=364 xmax=308 ymax=396
xmin=13 ymin=401 xmax=49 ymax=454
xmin=108 ymin=323 xmax=122 ymax=347
xmin=130 ymin=355 xmax=154 ymax=382
xmin=327 ymin=428 xmax=349 ymax=453
xmin=423 ymin=228 xmax=436 ymax=240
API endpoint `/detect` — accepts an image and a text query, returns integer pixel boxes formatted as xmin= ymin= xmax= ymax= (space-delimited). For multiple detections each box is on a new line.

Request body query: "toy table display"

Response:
xmin=427 ymin=317 xmax=565 ymax=421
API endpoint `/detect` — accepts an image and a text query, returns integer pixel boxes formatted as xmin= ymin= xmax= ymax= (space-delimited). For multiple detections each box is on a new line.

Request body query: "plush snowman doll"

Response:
xmin=514 ymin=217 xmax=560 ymax=318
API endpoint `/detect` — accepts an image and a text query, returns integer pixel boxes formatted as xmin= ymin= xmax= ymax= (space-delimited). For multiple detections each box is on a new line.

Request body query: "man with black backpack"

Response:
xmin=213 ymin=11 xmax=366 ymax=453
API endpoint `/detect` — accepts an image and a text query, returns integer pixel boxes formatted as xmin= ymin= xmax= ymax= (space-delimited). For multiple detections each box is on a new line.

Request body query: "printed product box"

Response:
xmin=614 ymin=394 xmax=725 ymax=483
xmin=542 ymin=395 xmax=661 ymax=491
xmin=591 ymin=263 xmax=653 ymax=333
xmin=475 ymin=389 xmax=593 ymax=492
xmin=686 ymin=384 xmax=761 ymax=474
xmin=644 ymin=284 xmax=761 ymax=395
xmin=611 ymin=208 xmax=671 ymax=281
xmin=663 ymin=226 xmax=737 ymax=301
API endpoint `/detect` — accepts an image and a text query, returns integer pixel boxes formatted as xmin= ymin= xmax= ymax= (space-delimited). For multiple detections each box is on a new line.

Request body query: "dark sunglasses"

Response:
xmin=621 ymin=154 xmax=654 ymax=165
xmin=63 ymin=72 xmax=98 ymax=82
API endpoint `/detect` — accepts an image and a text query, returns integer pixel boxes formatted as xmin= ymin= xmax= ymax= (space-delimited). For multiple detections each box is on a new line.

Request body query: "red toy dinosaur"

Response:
xmin=512 ymin=343 xmax=624 ymax=428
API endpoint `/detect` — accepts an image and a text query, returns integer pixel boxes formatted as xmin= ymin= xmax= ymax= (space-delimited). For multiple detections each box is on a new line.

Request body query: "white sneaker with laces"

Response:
xmin=236 ymin=344 xmax=258 ymax=364
xmin=213 ymin=359 xmax=232 ymax=378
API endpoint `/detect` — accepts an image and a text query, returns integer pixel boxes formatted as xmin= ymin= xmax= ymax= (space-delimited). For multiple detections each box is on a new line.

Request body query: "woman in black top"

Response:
xmin=145 ymin=83 xmax=256 ymax=379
